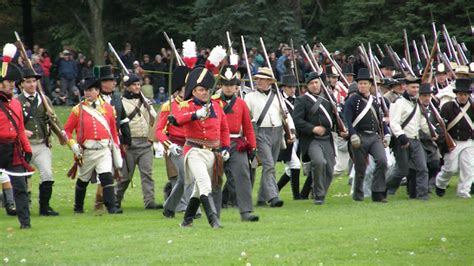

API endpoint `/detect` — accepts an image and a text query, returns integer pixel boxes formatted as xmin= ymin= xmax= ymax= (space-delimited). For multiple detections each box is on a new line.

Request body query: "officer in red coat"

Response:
xmin=213 ymin=65 xmax=259 ymax=222
xmin=63 ymin=77 xmax=122 ymax=214
xmin=0 ymin=62 xmax=33 ymax=229
xmin=175 ymin=66 xmax=230 ymax=228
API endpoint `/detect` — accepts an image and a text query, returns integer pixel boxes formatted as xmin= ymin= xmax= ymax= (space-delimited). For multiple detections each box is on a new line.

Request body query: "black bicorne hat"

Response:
xmin=0 ymin=63 xmax=23 ymax=82
xmin=183 ymin=67 xmax=215 ymax=100
xmin=219 ymin=65 xmax=239 ymax=86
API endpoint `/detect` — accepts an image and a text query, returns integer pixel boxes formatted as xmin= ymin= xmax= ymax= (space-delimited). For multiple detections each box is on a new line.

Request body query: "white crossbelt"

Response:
xmin=447 ymin=102 xmax=473 ymax=131
xmin=306 ymin=94 xmax=333 ymax=129
xmin=353 ymin=96 xmax=374 ymax=128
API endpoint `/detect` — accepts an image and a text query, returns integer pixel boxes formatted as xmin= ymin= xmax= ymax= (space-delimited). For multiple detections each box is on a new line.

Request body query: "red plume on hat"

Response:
xmin=2 ymin=43 xmax=17 ymax=77
xmin=205 ymin=45 xmax=226 ymax=75
xmin=182 ymin=39 xmax=197 ymax=69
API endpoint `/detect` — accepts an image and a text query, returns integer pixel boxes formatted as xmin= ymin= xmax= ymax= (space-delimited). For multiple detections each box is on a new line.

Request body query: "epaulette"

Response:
xmin=71 ymin=104 xmax=81 ymax=116
xmin=179 ymin=99 xmax=191 ymax=108
xmin=161 ymin=101 xmax=171 ymax=112
xmin=211 ymin=94 xmax=221 ymax=100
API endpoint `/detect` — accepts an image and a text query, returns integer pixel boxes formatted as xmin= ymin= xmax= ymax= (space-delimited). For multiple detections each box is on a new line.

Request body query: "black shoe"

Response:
xmin=5 ymin=204 xmax=17 ymax=216
xmin=241 ymin=212 xmax=259 ymax=222
xmin=269 ymin=197 xmax=284 ymax=208
xmin=107 ymin=207 xmax=123 ymax=214
xmin=40 ymin=206 xmax=59 ymax=216
xmin=74 ymin=207 xmax=84 ymax=214
xmin=162 ymin=208 xmax=175 ymax=218
xmin=372 ymin=192 xmax=388 ymax=203
xmin=435 ymin=186 xmax=446 ymax=197
xmin=314 ymin=197 xmax=325 ymax=205
xmin=20 ymin=224 xmax=31 ymax=229
xmin=256 ymin=201 xmax=267 ymax=207
xmin=145 ymin=202 xmax=164 ymax=210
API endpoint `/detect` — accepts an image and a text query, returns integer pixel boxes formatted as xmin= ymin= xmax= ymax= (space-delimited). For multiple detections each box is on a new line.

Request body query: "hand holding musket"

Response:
xmin=14 ymin=31 xmax=68 ymax=146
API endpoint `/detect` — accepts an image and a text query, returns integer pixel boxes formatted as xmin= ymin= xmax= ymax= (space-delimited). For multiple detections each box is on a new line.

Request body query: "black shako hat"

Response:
xmin=419 ymin=83 xmax=433 ymax=95
xmin=342 ymin=63 xmax=355 ymax=76
xmin=93 ymin=65 xmax=116 ymax=81
xmin=80 ymin=76 xmax=100 ymax=91
xmin=122 ymin=73 xmax=140 ymax=87
xmin=355 ymin=68 xmax=373 ymax=82
xmin=379 ymin=56 xmax=395 ymax=69
xmin=305 ymin=72 xmax=320 ymax=84
xmin=0 ymin=63 xmax=23 ymax=82
xmin=280 ymin=74 xmax=298 ymax=87
xmin=172 ymin=66 xmax=190 ymax=94
xmin=184 ymin=66 xmax=215 ymax=100
xmin=21 ymin=68 xmax=42 ymax=81
xmin=219 ymin=65 xmax=239 ymax=86
xmin=453 ymin=78 xmax=472 ymax=93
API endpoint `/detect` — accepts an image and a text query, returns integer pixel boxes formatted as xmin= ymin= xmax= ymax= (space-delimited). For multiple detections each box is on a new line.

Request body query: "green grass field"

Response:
xmin=1 ymin=106 xmax=473 ymax=265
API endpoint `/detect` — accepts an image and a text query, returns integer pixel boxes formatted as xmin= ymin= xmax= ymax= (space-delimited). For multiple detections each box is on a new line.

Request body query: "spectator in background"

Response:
xmin=120 ymin=43 xmax=135 ymax=70
xmin=31 ymin=54 xmax=44 ymax=80
xmin=81 ymin=59 xmax=93 ymax=80
xmin=141 ymin=76 xmax=154 ymax=103
xmin=51 ymin=87 xmax=66 ymax=106
xmin=56 ymin=50 xmax=78 ymax=105
xmin=252 ymin=47 xmax=265 ymax=69
xmin=276 ymin=46 xmax=291 ymax=80
xmin=151 ymin=55 xmax=167 ymax=99
xmin=133 ymin=60 xmax=145 ymax=78
xmin=142 ymin=54 xmax=153 ymax=74
xmin=157 ymin=86 xmax=167 ymax=104
xmin=39 ymin=51 xmax=52 ymax=95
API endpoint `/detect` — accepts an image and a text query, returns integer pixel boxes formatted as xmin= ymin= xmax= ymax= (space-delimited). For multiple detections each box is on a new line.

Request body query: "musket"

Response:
xmin=402 ymin=58 xmax=416 ymax=76
xmin=368 ymin=43 xmax=389 ymax=119
xmin=403 ymin=29 xmax=412 ymax=68
xmin=167 ymin=50 xmax=175 ymax=116
xmin=14 ymin=31 xmax=68 ymax=146
xmin=412 ymin=40 xmax=422 ymax=75
xmin=418 ymin=100 xmax=438 ymax=140
xmin=163 ymin=32 xmax=184 ymax=66
xmin=290 ymin=38 xmax=302 ymax=95
xmin=442 ymin=24 xmax=460 ymax=65
xmin=319 ymin=42 xmax=350 ymax=87
xmin=432 ymin=23 xmax=442 ymax=62
xmin=440 ymin=52 xmax=457 ymax=79
xmin=384 ymin=44 xmax=405 ymax=76
xmin=241 ymin=35 xmax=254 ymax=92
xmin=108 ymin=42 xmax=154 ymax=125
xmin=226 ymin=31 xmax=243 ymax=99
xmin=376 ymin=44 xmax=385 ymax=58
xmin=302 ymin=45 xmax=347 ymax=133
xmin=429 ymin=101 xmax=456 ymax=152
xmin=260 ymin=37 xmax=295 ymax=141
xmin=421 ymin=34 xmax=431 ymax=61
xmin=421 ymin=32 xmax=440 ymax=84
xmin=420 ymin=44 xmax=429 ymax=62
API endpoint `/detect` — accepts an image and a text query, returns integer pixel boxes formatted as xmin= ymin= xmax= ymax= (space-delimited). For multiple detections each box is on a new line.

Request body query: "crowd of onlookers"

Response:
xmin=11 ymin=42 xmax=364 ymax=105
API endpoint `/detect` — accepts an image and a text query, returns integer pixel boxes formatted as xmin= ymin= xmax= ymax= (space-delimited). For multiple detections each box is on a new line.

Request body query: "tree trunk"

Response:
xmin=22 ymin=0 xmax=34 ymax=48
xmin=88 ymin=0 xmax=105 ymax=65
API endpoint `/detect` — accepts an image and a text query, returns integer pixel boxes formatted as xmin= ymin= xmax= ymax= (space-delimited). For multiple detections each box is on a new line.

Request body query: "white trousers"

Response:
xmin=185 ymin=148 xmax=215 ymax=197
xmin=436 ymin=139 xmax=474 ymax=198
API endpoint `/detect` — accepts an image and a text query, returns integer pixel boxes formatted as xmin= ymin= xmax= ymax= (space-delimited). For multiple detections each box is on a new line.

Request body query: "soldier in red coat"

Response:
xmin=0 ymin=61 xmax=33 ymax=229
xmin=63 ymin=77 xmax=122 ymax=214
xmin=175 ymin=66 xmax=230 ymax=229
xmin=213 ymin=65 xmax=259 ymax=222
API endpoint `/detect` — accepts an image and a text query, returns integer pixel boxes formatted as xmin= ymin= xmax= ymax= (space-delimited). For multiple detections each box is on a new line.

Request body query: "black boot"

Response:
xmin=372 ymin=191 xmax=388 ymax=203
xmin=3 ymin=188 xmax=17 ymax=216
xmin=39 ymin=181 xmax=59 ymax=216
xmin=200 ymin=194 xmax=222 ymax=229
xmin=290 ymin=169 xmax=301 ymax=199
xmin=181 ymin=197 xmax=201 ymax=227
xmin=277 ymin=173 xmax=290 ymax=191
xmin=99 ymin=173 xmax=122 ymax=214
xmin=300 ymin=174 xmax=312 ymax=200
xmin=74 ymin=179 xmax=88 ymax=213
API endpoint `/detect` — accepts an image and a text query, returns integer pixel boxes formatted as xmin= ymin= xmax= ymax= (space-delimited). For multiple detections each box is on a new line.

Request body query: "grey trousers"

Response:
xmin=31 ymin=144 xmax=53 ymax=183
xmin=9 ymin=166 xmax=30 ymax=226
xmin=387 ymin=138 xmax=429 ymax=199
xmin=308 ymin=137 xmax=336 ymax=200
xmin=224 ymin=140 xmax=254 ymax=214
xmin=351 ymin=133 xmax=388 ymax=200
xmin=257 ymin=126 xmax=283 ymax=202
xmin=116 ymin=138 xmax=155 ymax=207
xmin=163 ymin=152 xmax=192 ymax=212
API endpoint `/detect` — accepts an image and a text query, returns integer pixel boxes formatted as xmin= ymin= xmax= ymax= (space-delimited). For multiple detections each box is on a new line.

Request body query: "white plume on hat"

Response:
xmin=2 ymin=43 xmax=17 ymax=62
xmin=208 ymin=45 xmax=226 ymax=67
xmin=182 ymin=39 xmax=196 ymax=58
xmin=229 ymin=54 xmax=238 ymax=66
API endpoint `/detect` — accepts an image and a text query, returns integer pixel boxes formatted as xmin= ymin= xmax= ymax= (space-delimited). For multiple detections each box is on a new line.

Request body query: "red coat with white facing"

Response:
xmin=214 ymin=95 xmax=256 ymax=150
xmin=175 ymin=98 xmax=230 ymax=155
xmin=63 ymin=100 xmax=119 ymax=147
xmin=0 ymin=97 xmax=32 ymax=166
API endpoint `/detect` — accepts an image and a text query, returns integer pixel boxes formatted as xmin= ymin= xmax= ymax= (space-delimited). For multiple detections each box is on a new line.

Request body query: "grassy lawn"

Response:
xmin=1 ymin=106 xmax=473 ymax=265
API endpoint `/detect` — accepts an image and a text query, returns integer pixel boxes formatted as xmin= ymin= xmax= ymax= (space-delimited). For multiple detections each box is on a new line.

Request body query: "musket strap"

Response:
xmin=353 ymin=96 xmax=374 ymax=128
xmin=256 ymin=90 xmax=275 ymax=127
xmin=447 ymin=102 xmax=473 ymax=131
